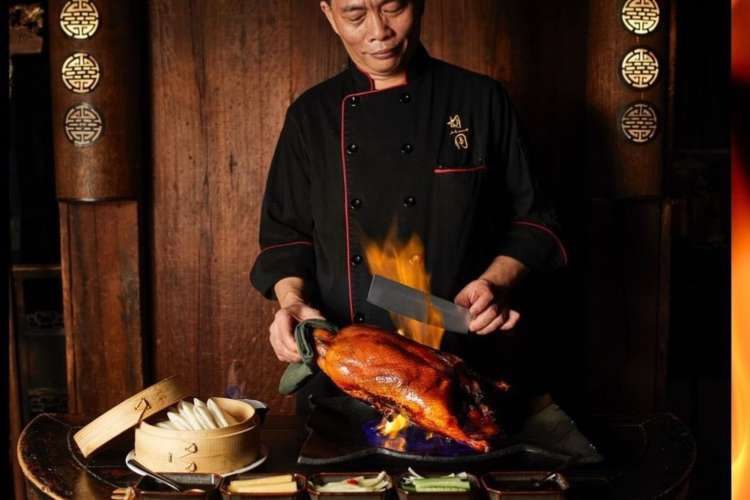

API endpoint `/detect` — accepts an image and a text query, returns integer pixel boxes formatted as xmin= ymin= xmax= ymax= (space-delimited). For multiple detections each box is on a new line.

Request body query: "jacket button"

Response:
xmin=349 ymin=96 xmax=360 ymax=108
xmin=400 ymin=92 xmax=411 ymax=104
xmin=401 ymin=143 xmax=413 ymax=155
xmin=347 ymin=143 xmax=359 ymax=155
xmin=350 ymin=198 xmax=362 ymax=210
xmin=403 ymin=196 xmax=416 ymax=207
xmin=354 ymin=312 xmax=366 ymax=323
xmin=351 ymin=254 xmax=363 ymax=266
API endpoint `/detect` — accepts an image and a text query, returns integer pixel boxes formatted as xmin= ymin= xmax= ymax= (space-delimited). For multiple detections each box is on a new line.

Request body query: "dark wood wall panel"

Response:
xmin=59 ymin=202 xmax=143 ymax=414
xmin=584 ymin=199 xmax=670 ymax=413
xmin=421 ymin=1 xmax=512 ymax=83
xmin=149 ymin=0 xmax=347 ymax=413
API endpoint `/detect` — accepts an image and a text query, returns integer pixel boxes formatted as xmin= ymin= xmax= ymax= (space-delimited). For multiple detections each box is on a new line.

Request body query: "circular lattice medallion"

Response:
xmin=60 ymin=0 xmax=99 ymax=40
xmin=64 ymin=103 xmax=103 ymax=146
xmin=621 ymin=0 xmax=660 ymax=35
xmin=61 ymin=53 xmax=101 ymax=94
xmin=620 ymin=102 xmax=659 ymax=144
xmin=620 ymin=47 xmax=659 ymax=89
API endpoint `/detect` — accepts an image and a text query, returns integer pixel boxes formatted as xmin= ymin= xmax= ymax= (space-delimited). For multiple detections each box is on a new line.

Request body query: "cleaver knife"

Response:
xmin=366 ymin=274 xmax=471 ymax=334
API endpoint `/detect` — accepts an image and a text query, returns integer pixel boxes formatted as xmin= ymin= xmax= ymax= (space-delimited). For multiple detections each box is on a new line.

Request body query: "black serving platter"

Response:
xmin=298 ymin=396 xmax=578 ymax=467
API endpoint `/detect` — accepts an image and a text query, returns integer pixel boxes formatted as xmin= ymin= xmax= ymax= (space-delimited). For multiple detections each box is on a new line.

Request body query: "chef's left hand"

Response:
xmin=454 ymin=278 xmax=520 ymax=334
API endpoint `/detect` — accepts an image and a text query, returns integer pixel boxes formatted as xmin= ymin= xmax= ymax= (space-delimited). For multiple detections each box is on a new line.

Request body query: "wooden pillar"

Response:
xmin=49 ymin=0 xmax=146 ymax=414
xmin=583 ymin=0 xmax=671 ymax=414
xmin=585 ymin=0 xmax=669 ymax=198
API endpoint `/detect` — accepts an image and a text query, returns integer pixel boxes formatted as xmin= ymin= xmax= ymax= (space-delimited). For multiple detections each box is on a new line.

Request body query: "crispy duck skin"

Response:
xmin=312 ymin=324 xmax=508 ymax=452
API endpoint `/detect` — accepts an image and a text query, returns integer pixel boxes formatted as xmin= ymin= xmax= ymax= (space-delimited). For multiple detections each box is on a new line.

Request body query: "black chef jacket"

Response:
xmin=250 ymin=45 xmax=567 ymax=402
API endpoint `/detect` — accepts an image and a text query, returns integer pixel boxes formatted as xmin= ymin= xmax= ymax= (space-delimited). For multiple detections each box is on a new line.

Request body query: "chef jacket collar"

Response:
xmin=348 ymin=43 xmax=431 ymax=92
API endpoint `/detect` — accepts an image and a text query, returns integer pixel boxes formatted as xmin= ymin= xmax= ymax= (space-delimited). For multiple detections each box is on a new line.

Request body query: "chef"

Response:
xmin=250 ymin=0 xmax=597 ymax=460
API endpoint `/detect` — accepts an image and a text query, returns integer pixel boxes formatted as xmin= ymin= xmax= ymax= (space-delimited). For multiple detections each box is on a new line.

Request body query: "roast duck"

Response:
xmin=312 ymin=324 xmax=513 ymax=453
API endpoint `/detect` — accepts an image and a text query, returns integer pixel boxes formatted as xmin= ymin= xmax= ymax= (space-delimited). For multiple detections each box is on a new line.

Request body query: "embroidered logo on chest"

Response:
xmin=446 ymin=114 xmax=469 ymax=150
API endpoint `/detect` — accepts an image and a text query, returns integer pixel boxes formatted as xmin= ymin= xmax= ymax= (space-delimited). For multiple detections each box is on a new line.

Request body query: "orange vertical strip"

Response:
xmin=732 ymin=1 xmax=750 ymax=498
xmin=733 ymin=149 xmax=750 ymax=500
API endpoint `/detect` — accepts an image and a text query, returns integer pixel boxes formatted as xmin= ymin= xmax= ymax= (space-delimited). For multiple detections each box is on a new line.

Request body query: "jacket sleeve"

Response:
xmin=489 ymin=82 xmax=568 ymax=272
xmin=250 ymin=108 xmax=316 ymax=299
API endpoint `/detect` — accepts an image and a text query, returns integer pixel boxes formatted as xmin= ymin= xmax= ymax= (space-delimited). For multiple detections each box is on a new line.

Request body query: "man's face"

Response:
xmin=321 ymin=0 xmax=421 ymax=78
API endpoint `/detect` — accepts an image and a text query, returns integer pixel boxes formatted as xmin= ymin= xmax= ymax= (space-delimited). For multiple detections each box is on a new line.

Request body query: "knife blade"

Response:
xmin=366 ymin=274 xmax=471 ymax=334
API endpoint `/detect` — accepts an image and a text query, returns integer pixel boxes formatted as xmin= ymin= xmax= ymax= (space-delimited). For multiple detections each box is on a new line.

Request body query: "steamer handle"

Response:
xmin=134 ymin=398 xmax=151 ymax=423
xmin=181 ymin=443 xmax=198 ymax=456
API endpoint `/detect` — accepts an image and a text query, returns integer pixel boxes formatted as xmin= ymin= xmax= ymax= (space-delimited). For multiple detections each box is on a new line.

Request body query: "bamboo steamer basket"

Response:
xmin=73 ymin=376 xmax=262 ymax=475
xmin=135 ymin=397 xmax=260 ymax=473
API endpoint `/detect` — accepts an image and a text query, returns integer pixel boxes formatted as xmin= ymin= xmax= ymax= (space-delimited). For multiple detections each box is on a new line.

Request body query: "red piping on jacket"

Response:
xmin=511 ymin=220 xmax=569 ymax=266
xmin=258 ymin=240 xmax=313 ymax=254
xmin=434 ymin=165 xmax=488 ymax=174
xmin=339 ymin=66 xmax=409 ymax=322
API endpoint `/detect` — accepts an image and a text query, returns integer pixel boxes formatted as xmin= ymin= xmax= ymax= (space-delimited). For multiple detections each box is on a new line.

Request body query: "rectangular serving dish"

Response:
xmin=394 ymin=472 xmax=481 ymax=500
xmin=480 ymin=471 xmax=568 ymax=500
xmin=306 ymin=472 xmax=393 ymax=500
xmin=134 ymin=472 xmax=222 ymax=499
xmin=219 ymin=473 xmax=306 ymax=499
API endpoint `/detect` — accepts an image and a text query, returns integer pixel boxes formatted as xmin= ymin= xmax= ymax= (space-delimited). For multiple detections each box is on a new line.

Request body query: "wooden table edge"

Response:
xmin=17 ymin=414 xmax=70 ymax=500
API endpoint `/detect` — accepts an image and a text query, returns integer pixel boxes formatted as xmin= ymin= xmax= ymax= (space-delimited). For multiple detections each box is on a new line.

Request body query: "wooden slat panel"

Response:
xmin=290 ymin=0 xmax=348 ymax=101
xmin=422 ymin=1 xmax=512 ymax=83
xmin=584 ymin=199 xmax=664 ymax=414
xmin=655 ymin=200 xmax=673 ymax=409
xmin=151 ymin=0 xmax=258 ymax=404
xmin=148 ymin=0 xmax=204 ymax=395
xmin=60 ymin=202 xmax=143 ymax=414
xmin=255 ymin=0 xmax=294 ymax=409
xmin=150 ymin=0 xmax=348 ymax=413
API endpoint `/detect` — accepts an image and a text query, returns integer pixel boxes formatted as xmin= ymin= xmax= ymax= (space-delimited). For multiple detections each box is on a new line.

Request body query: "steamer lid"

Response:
xmin=73 ymin=375 xmax=191 ymax=458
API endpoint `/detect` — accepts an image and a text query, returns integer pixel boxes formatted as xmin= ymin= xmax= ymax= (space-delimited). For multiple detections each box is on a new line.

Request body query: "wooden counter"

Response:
xmin=18 ymin=413 xmax=694 ymax=499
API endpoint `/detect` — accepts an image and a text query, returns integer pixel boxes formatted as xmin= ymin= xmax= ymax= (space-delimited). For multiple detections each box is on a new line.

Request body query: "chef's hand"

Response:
xmin=454 ymin=279 xmax=519 ymax=334
xmin=270 ymin=277 xmax=325 ymax=363
xmin=454 ymin=255 xmax=527 ymax=335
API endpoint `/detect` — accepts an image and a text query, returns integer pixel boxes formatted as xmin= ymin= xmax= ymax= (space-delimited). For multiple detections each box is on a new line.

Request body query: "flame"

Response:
xmin=375 ymin=413 xmax=410 ymax=451
xmin=377 ymin=413 xmax=410 ymax=438
xmin=363 ymin=225 xmax=444 ymax=348
xmin=381 ymin=436 xmax=407 ymax=452
xmin=733 ymin=2 xmax=750 ymax=499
